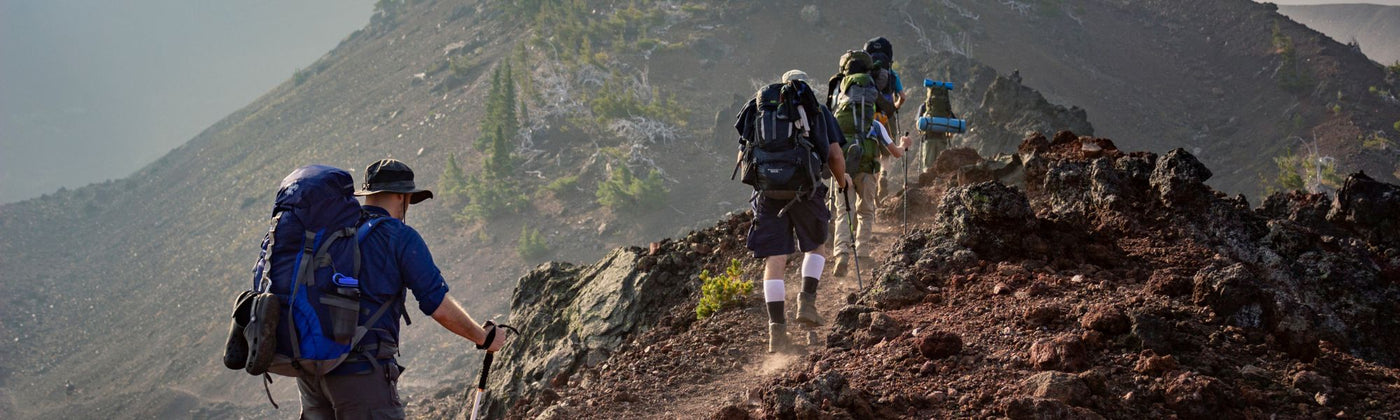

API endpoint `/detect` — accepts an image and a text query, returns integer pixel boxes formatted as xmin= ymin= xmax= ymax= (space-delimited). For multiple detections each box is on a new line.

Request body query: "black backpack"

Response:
xmin=735 ymin=80 xmax=825 ymax=200
xmin=870 ymin=52 xmax=895 ymax=96
xmin=864 ymin=37 xmax=893 ymax=62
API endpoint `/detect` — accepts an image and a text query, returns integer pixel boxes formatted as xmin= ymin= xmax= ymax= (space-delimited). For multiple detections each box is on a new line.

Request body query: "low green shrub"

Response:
xmin=696 ymin=259 xmax=753 ymax=319
xmin=596 ymin=165 xmax=667 ymax=212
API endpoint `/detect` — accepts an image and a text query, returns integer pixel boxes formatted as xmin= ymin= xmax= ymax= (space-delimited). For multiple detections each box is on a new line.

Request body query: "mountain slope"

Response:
xmin=1278 ymin=3 xmax=1400 ymax=65
xmin=2 ymin=1 xmax=1398 ymax=418
xmin=461 ymin=139 xmax=1400 ymax=419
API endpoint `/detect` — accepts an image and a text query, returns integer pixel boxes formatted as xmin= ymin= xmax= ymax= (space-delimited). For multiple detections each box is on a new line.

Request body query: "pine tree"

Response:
xmin=440 ymin=153 xmax=466 ymax=198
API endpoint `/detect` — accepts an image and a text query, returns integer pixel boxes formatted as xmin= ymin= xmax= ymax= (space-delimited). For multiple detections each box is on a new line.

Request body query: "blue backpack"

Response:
xmin=243 ymin=165 xmax=398 ymax=378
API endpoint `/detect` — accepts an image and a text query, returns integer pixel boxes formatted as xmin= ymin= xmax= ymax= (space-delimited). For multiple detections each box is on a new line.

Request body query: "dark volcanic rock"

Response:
xmin=1130 ymin=311 xmax=1175 ymax=354
xmin=1191 ymin=262 xmax=1262 ymax=325
xmin=1150 ymin=148 xmax=1214 ymax=208
xmin=1328 ymin=172 xmax=1400 ymax=248
xmin=918 ymin=330 xmax=963 ymax=360
xmin=933 ymin=182 xmax=1036 ymax=261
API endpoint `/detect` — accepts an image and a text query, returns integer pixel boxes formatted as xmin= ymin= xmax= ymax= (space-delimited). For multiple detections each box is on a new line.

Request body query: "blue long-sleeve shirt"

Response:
xmin=331 ymin=205 xmax=450 ymax=374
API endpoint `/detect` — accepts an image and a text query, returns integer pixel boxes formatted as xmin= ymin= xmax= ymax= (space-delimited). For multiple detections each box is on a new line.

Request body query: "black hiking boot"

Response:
xmin=244 ymin=292 xmax=280 ymax=375
xmin=222 ymin=290 xmax=256 ymax=370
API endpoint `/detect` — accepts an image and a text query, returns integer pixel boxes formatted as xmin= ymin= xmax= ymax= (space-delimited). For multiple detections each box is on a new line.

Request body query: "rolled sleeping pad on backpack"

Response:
xmin=923 ymin=79 xmax=955 ymax=90
xmin=917 ymin=116 xmax=966 ymax=133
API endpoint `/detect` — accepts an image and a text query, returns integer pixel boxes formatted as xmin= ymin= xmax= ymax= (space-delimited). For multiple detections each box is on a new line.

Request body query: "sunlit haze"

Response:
xmin=0 ymin=1 xmax=372 ymax=203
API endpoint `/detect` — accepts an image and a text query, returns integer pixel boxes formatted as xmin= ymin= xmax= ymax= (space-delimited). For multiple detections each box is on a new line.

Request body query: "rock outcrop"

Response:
xmin=479 ymin=214 xmax=752 ymax=418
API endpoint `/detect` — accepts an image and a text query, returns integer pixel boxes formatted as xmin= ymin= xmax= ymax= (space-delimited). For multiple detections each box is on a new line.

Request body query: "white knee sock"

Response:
xmin=764 ymin=279 xmax=785 ymax=323
xmin=801 ymin=253 xmax=825 ymax=281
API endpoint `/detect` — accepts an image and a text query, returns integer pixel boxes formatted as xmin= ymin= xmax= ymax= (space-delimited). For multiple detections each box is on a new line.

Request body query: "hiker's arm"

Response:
xmin=397 ymin=228 xmax=505 ymax=351
xmin=874 ymin=121 xmax=907 ymax=158
xmin=894 ymin=90 xmax=906 ymax=110
xmin=431 ymin=296 xmax=506 ymax=352
xmin=827 ymin=143 xmax=850 ymax=189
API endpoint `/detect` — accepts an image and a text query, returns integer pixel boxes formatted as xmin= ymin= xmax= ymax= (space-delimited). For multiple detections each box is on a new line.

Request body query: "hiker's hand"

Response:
xmin=836 ymin=173 xmax=852 ymax=189
xmin=899 ymin=134 xmax=913 ymax=151
xmin=483 ymin=323 xmax=508 ymax=353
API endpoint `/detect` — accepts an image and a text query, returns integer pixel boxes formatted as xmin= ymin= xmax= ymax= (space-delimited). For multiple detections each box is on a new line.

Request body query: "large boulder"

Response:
xmin=1150 ymin=148 xmax=1213 ymax=208
xmin=1328 ymin=172 xmax=1400 ymax=249
xmin=482 ymin=246 xmax=702 ymax=417
xmin=932 ymin=181 xmax=1037 ymax=261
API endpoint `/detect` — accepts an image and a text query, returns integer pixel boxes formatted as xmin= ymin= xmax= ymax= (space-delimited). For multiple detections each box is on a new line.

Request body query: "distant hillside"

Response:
xmin=1 ymin=0 xmax=1397 ymax=418
xmin=1279 ymin=4 xmax=1400 ymax=65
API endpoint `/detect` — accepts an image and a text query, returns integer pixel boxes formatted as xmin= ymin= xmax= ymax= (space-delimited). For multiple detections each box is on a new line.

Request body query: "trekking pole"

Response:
xmin=467 ymin=323 xmax=520 ymax=420
xmin=902 ymin=131 xmax=909 ymax=235
xmin=841 ymin=187 xmax=863 ymax=290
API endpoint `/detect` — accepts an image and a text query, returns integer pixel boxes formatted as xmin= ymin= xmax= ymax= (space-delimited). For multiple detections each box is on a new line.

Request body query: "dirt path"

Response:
xmin=492 ymin=191 xmax=940 ymax=419
xmin=538 ymin=248 xmax=885 ymax=419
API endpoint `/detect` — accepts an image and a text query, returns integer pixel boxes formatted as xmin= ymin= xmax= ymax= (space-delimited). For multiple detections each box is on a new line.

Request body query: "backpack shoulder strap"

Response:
xmin=354 ymin=216 xmax=413 ymax=326
xmin=354 ymin=216 xmax=389 ymax=279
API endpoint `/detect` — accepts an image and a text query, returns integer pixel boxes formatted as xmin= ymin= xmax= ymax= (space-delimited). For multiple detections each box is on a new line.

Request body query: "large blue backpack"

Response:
xmin=245 ymin=165 xmax=396 ymax=378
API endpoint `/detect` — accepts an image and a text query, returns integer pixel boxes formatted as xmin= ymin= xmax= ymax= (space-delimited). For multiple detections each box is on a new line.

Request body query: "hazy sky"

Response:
xmin=0 ymin=0 xmax=372 ymax=203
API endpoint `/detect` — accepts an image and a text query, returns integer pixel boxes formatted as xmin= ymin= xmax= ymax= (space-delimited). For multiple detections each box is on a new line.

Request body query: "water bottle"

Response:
xmin=323 ymin=273 xmax=362 ymax=344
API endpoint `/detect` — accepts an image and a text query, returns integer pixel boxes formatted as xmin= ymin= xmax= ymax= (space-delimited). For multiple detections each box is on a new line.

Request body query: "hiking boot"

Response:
xmin=222 ymin=290 xmax=256 ymax=370
xmin=768 ymin=323 xmax=791 ymax=353
xmin=832 ymin=255 xmax=850 ymax=277
xmin=244 ymin=292 xmax=280 ymax=375
xmin=794 ymin=292 xmax=824 ymax=326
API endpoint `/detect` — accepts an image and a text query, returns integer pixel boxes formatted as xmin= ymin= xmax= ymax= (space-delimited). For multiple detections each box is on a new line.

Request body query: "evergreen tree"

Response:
xmin=440 ymin=153 xmax=466 ymax=198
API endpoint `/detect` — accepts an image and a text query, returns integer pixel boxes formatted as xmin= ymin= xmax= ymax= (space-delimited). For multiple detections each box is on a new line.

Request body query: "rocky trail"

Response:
xmin=408 ymin=131 xmax=1400 ymax=419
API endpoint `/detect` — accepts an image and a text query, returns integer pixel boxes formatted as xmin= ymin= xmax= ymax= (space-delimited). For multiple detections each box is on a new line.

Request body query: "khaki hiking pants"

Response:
xmin=921 ymin=133 xmax=953 ymax=171
xmin=832 ymin=172 xmax=878 ymax=259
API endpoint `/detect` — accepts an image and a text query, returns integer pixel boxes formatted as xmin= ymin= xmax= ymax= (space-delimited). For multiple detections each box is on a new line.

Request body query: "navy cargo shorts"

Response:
xmin=746 ymin=184 xmax=831 ymax=258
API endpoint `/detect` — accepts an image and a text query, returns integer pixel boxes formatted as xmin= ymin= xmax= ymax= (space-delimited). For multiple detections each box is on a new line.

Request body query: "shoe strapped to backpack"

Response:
xmin=243 ymin=292 xmax=280 ymax=375
xmin=222 ymin=290 xmax=256 ymax=370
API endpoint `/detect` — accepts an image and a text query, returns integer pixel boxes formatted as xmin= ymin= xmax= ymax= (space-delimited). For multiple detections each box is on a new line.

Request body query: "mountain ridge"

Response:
xmin=2 ymin=1 xmax=1398 ymax=418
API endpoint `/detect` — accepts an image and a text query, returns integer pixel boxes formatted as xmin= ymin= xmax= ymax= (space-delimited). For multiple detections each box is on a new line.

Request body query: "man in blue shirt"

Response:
xmin=296 ymin=158 xmax=508 ymax=419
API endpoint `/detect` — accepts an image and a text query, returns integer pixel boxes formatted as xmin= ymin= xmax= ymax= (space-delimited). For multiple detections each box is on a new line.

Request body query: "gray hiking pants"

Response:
xmin=297 ymin=364 xmax=404 ymax=420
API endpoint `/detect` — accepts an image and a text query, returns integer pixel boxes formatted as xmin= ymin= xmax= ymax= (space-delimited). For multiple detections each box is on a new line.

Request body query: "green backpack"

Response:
xmin=833 ymin=73 xmax=884 ymax=174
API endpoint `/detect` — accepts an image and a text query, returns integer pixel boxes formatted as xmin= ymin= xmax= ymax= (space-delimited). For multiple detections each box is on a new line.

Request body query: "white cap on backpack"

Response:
xmin=781 ymin=69 xmax=808 ymax=82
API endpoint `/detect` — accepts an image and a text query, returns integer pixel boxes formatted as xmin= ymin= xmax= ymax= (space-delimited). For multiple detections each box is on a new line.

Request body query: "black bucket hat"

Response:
xmin=354 ymin=158 xmax=434 ymax=204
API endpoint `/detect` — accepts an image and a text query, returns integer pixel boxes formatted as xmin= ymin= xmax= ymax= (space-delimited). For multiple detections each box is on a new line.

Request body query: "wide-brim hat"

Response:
xmin=354 ymin=158 xmax=434 ymax=204
xmin=781 ymin=69 xmax=808 ymax=83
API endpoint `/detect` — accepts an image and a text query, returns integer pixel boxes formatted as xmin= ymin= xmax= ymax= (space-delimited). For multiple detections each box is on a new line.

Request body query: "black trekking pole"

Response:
xmin=466 ymin=322 xmax=520 ymax=420
xmin=841 ymin=187 xmax=862 ymax=290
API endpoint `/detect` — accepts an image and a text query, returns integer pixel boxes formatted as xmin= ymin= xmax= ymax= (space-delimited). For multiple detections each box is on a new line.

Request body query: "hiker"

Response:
xmin=735 ymin=70 xmax=851 ymax=353
xmin=296 ymin=159 xmax=509 ymax=419
xmin=827 ymin=49 xmax=913 ymax=276
xmin=918 ymin=78 xmax=959 ymax=171
xmin=865 ymin=37 xmax=907 ymax=199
